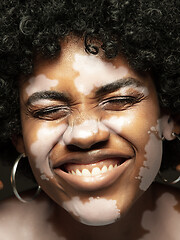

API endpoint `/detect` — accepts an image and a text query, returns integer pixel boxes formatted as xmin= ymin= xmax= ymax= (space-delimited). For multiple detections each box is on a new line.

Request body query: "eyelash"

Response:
xmin=29 ymin=105 xmax=70 ymax=120
xmin=99 ymin=95 xmax=143 ymax=111
xmin=28 ymin=94 xmax=144 ymax=120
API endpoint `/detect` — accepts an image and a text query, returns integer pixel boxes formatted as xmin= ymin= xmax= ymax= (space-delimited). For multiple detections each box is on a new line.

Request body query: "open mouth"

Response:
xmin=53 ymin=151 xmax=133 ymax=191
xmin=59 ymin=158 xmax=126 ymax=177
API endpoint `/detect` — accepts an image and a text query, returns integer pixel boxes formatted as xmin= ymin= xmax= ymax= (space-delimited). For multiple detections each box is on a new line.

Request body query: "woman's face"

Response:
xmin=18 ymin=37 xmax=170 ymax=226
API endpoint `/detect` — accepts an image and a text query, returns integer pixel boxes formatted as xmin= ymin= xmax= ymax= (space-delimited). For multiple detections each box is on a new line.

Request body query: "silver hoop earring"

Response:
xmin=158 ymin=171 xmax=180 ymax=185
xmin=159 ymin=132 xmax=180 ymax=185
xmin=172 ymin=132 xmax=180 ymax=141
xmin=11 ymin=153 xmax=41 ymax=203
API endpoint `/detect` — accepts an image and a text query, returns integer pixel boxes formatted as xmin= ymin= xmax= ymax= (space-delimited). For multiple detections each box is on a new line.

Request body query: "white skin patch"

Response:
xmin=62 ymin=196 xmax=120 ymax=226
xmin=0 ymin=199 xmax=67 ymax=240
xmin=30 ymin=123 xmax=67 ymax=179
xmin=136 ymin=120 xmax=162 ymax=191
xmin=25 ymin=74 xmax=58 ymax=96
xmin=103 ymin=116 xmax=162 ymax=191
xmin=62 ymin=119 xmax=109 ymax=145
xmin=102 ymin=115 xmax=134 ymax=133
xmin=136 ymin=116 xmax=176 ymax=191
xmin=119 ymin=85 xmax=149 ymax=97
xmin=73 ymin=54 xmax=129 ymax=95
xmin=136 ymin=132 xmax=162 ymax=191
xmin=139 ymin=193 xmax=180 ymax=240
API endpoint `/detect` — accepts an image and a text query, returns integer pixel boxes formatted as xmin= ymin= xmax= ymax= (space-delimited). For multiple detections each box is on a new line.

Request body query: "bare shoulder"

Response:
xmin=153 ymin=182 xmax=180 ymax=203
xmin=0 ymin=192 xmax=51 ymax=218
xmin=0 ymin=192 xmax=66 ymax=240
xmin=138 ymin=183 xmax=180 ymax=240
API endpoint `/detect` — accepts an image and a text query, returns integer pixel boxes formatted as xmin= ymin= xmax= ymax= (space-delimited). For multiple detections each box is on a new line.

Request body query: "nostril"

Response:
xmin=66 ymin=140 xmax=109 ymax=152
xmin=89 ymin=140 xmax=109 ymax=150
xmin=67 ymin=145 xmax=87 ymax=152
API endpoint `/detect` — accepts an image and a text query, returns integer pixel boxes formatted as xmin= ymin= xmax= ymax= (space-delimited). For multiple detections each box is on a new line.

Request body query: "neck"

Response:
xmin=48 ymin=184 xmax=157 ymax=240
xmin=39 ymin=182 xmax=180 ymax=240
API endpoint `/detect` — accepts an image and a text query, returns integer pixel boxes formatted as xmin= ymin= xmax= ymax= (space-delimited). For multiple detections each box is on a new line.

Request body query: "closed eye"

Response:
xmin=99 ymin=95 xmax=143 ymax=111
xmin=28 ymin=105 xmax=70 ymax=120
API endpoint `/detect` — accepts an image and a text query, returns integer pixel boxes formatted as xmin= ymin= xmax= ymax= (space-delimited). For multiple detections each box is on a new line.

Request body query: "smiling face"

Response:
xmin=18 ymin=37 xmax=170 ymax=226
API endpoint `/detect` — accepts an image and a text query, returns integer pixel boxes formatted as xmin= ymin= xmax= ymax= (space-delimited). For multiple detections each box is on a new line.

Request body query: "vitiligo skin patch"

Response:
xmin=102 ymin=115 xmax=135 ymax=133
xmin=62 ymin=196 xmax=120 ymax=226
xmin=63 ymin=119 xmax=109 ymax=146
xmin=73 ymin=54 xmax=129 ymax=95
xmin=26 ymin=74 xmax=58 ymax=96
xmin=135 ymin=115 xmax=177 ymax=191
xmin=135 ymin=117 xmax=176 ymax=191
xmin=139 ymin=193 xmax=180 ymax=240
xmin=136 ymin=132 xmax=162 ymax=191
xmin=30 ymin=123 xmax=67 ymax=179
xmin=0 ymin=199 xmax=66 ymax=240
xmin=117 ymin=85 xmax=149 ymax=97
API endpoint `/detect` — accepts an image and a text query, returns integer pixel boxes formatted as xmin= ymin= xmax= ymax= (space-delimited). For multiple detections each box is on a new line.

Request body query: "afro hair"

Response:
xmin=0 ymin=0 xmax=180 ymax=169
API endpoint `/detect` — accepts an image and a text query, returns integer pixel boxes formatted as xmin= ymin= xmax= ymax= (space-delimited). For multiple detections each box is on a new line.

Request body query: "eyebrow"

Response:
xmin=95 ymin=77 xmax=143 ymax=97
xmin=26 ymin=91 xmax=71 ymax=106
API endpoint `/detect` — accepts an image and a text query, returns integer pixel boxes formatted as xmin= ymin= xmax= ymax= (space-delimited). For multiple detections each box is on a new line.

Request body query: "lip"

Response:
xmin=53 ymin=149 xmax=133 ymax=167
xmin=54 ymin=159 xmax=132 ymax=191
xmin=52 ymin=149 xmax=134 ymax=191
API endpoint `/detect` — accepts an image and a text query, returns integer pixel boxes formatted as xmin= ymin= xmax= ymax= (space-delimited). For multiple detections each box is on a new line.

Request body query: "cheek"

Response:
xmin=136 ymin=132 xmax=162 ymax=191
xmin=24 ymin=123 xmax=67 ymax=179
xmin=102 ymin=114 xmax=134 ymax=134
xmin=102 ymin=112 xmax=163 ymax=191
xmin=102 ymin=111 xmax=150 ymax=144
xmin=62 ymin=196 xmax=120 ymax=226
xmin=135 ymin=117 xmax=169 ymax=191
xmin=101 ymin=94 xmax=160 ymax=143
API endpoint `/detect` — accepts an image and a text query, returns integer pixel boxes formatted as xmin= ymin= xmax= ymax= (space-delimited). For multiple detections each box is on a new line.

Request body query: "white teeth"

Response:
xmin=101 ymin=166 xmax=108 ymax=173
xmin=76 ymin=169 xmax=82 ymax=176
xmin=69 ymin=164 xmax=118 ymax=176
xmin=108 ymin=165 xmax=113 ymax=171
xmin=82 ymin=169 xmax=91 ymax=177
xmin=92 ymin=167 xmax=101 ymax=176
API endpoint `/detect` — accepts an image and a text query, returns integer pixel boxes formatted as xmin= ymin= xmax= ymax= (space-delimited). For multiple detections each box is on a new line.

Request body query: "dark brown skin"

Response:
xmin=0 ymin=180 xmax=3 ymax=190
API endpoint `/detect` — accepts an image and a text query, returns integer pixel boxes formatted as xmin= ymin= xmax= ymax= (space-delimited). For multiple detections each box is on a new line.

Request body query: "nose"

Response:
xmin=62 ymin=119 xmax=110 ymax=149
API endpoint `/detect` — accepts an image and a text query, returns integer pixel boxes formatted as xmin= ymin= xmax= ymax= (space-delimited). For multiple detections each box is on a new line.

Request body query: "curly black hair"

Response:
xmin=0 ymin=0 xmax=180 ymax=169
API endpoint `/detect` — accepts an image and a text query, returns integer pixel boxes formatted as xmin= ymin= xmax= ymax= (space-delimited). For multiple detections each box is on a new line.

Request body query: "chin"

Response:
xmin=62 ymin=196 xmax=121 ymax=226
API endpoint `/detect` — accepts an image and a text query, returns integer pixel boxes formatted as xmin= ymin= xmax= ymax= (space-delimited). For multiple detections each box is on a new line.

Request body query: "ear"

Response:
xmin=162 ymin=115 xmax=180 ymax=141
xmin=0 ymin=180 xmax=3 ymax=190
xmin=172 ymin=114 xmax=180 ymax=135
xmin=11 ymin=134 xmax=26 ymax=154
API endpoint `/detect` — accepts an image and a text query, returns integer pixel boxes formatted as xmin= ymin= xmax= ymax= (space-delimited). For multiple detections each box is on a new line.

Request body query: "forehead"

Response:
xmin=31 ymin=38 xmax=130 ymax=77
xmin=20 ymin=37 xmax=152 ymax=95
